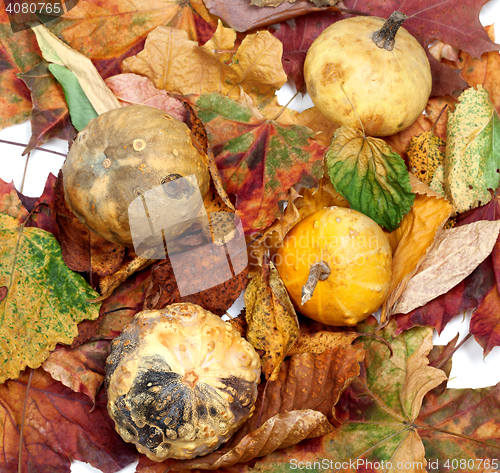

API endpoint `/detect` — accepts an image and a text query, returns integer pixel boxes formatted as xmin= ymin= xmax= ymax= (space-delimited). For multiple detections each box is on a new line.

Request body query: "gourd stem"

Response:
xmin=301 ymin=261 xmax=331 ymax=305
xmin=372 ymin=11 xmax=407 ymax=51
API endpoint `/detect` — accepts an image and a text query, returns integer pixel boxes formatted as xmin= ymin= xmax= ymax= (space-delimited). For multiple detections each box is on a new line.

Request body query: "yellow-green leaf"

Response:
xmin=441 ymin=85 xmax=500 ymax=213
xmin=0 ymin=213 xmax=100 ymax=383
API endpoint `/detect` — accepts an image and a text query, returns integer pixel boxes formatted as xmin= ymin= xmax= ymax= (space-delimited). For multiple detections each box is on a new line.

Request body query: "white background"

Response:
xmin=1 ymin=1 xmax=500 ymax=471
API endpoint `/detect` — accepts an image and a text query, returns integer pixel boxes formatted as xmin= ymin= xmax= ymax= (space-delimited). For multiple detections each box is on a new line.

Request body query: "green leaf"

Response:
xmin=48 ymin=63 xmax=98 ymax=131
xmin=443 ymin=85 xmax=500 ymax=214
xmin=326 ymin=126 xmax=415 ymax=231
xmin=0 ymin=213 xmax=100 ymax=383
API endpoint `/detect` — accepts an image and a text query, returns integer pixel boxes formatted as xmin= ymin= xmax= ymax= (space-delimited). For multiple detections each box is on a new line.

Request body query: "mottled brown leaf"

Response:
xmin=244 ymin=261 xmax=299 ymax=380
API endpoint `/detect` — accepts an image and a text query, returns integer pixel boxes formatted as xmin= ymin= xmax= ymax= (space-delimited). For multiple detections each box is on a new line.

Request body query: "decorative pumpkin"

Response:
xmin=62 ymin=105 xmax=210 ymax=248
xmin=304 ymin=12 xmax=432 ymax=136
xmin=105 ymin=303 xmax=261 ymax=461
xmin=275 ymin=207 xmax=392 ymax=326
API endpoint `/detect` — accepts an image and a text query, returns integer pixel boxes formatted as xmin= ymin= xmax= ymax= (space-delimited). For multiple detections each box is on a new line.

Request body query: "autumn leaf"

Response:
xmin=0 ymin=368 xmax=138 ymax=473
xmin=393 ymin=220 xmax=500 ymax=315
xmin=272 ymin=11 xmax=340 ymax=92
xmin=0 ymin=12 xmax=40 ymax=130
xmin=48 ymin=0 xmax=217 ymax=60
xmin=122 ymin=21 xmax=287 ymax=101
xmin=244 ymin=261 xmax=299 ymax=380
xmin=0 ymin=213 xmax=100 ymax=383
xmin=326 ymin=126 xmax=415 ymax=231
xmin=250 ymin=320 xmax=447 ymax=473
xmin=382 ymin=175 xmax=453 ymax=322
xmin=191 ymin=92 xmax=325 ymax=232
xmin=105 ymin=73 xmax=187 ymax=122
xmin=431 ymin=85 xmax=500 ymax=214
xmin=460 ymin=25 xmax=500 ymax=113
xmin=0 ymin=179 xmax=29 ymax=221
xmin=407 ymin=130 xmax=446 ymax=186
xmin=17 ymin=60 xmax=76 ymax=154
xmin=32 ymin=23 xmax=121 ymax=115
xmin=41 ymin=339 xmax=109 ymax=402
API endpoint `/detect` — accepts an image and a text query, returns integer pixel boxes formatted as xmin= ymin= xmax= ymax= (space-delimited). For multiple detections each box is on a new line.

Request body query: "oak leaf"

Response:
xmin=393 ymin=220 xmax=500 ymax=315
xmin=326 ymin=126 xmax=415 ymax=231
xmin=0 ymin=368 xmax=138 ymax=472
xmin=191 ymin=92 xmax=325 ymax=232
xmin=0 ymin=213 xmax=100 ymax=383
xmin=244 ymin=261 xmax=299 ymax=380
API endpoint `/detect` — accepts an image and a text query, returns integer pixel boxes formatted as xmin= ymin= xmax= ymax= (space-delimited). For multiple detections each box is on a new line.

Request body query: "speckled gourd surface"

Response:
xmin=105 ymin=303 xmax=261 ymax=461
xmin=62 ymin=105 xmax=210 ymax=247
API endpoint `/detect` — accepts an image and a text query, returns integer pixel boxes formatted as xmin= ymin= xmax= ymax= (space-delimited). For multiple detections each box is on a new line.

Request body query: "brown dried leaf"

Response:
xmin=41 ymin=340 xmax=109 ymax=403
xmin=407 ymin=131 xmax=446 ymax=186
xmin=394 ymin=220 xmax=500 ymax=315
xmin=0 ymin=179 xmax=28 ymax=221
xmin=244 ymin=261 xmax=299 ymax=380
xmin=181 ymin=410 xmax=334 ymax=470
xmin=122 ymin=21 xmax=286 ymax=101
xmin=287 ymin=330 xmax=358 ymax=355
xmin=105 ymin=73 xmax=187 ymax=122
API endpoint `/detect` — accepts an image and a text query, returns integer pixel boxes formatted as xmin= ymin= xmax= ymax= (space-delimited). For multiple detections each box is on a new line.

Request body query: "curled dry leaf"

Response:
xmin=105 ymin=73 xmax=187 ymax=122
xmin=181 ymin=410 xmax=334 ymax=470
xmin=381 ymin=175 xmax=453 ymax=323
xmin=122 ymin=21 xmax=287 ymax=101
xmin=244 ymin=261 xmax=299 ymax=380
xmin=393 ymin=219 xmax=500 ymax=315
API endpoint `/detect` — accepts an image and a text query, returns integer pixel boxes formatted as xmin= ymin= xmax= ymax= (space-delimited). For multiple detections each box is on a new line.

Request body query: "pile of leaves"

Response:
xmin=1 ymin=0 xmax=500 ymax=471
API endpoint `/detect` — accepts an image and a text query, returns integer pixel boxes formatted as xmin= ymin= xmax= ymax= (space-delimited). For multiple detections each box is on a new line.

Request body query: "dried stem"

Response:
xmin=301 ymin=260 xmax=331 ymax=305
xmin=0 ymin=139 xmax=67 ymax=158
xmin=372 ymin=11 xmax=407 ymax=51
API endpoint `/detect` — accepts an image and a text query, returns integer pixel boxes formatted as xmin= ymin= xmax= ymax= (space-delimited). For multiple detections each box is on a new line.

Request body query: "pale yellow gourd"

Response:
xmin=304 ymin=12 xmax=432 ymax=136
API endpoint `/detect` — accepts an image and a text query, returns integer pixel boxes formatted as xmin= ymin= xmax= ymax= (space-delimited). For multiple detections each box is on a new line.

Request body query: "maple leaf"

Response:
xmin=0 ymin=11 xmax=40 ymax=130
xmin=48 ymin=0 xmax=217 ymax=61
xmin=326 ymin=126 xmax=415 ymax=231
xmin=246 ymin=320 xmax=447 ymax=473
xmin=17 ymin=61 xmax=76 ymax=154
xmin=122 ymin=21 xmax=287 ymax=102
xmin=0 ymin=368 xmax=138 ymax=473
xmin=0 ymin=213 xmax=101 ymax=383
xmin=190 ymin=92 xmax=325 ymax=232
xmin=244 ymin=261 xmax=299 ymax=380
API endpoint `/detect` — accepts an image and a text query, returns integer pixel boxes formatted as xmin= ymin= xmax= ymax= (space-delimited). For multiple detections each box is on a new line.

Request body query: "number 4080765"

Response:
xmin=443 ymin=459 xmax=499 ymax=470
xmin=5 ymin=2 xmax=62 ymax=14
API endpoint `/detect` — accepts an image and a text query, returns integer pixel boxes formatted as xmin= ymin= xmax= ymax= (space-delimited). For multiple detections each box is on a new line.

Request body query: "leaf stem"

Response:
xmin=0 ymin=139 xmax=67 ymax=158
xmin=270 ymin=84 xmax=306 ymax=122
xmin=435 ymin=332 xmax=472 ymax=370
